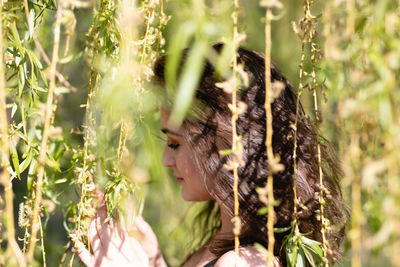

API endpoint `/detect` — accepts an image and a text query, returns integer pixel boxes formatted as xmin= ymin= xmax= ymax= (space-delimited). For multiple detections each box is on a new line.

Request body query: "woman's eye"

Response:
xmin=167 ymin=143 xmax=180 ymax=150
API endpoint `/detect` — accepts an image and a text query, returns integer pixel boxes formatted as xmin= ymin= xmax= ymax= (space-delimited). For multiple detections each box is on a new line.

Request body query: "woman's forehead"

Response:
xmin=160 ymin=109 xmax=183 ymax=135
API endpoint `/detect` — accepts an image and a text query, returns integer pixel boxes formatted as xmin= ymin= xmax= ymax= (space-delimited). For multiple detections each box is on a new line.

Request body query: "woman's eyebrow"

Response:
xmin=161 ymin=128 xmax=182 ymax=136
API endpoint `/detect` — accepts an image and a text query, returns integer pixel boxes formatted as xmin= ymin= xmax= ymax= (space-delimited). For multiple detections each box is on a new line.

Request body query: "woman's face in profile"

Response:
xmin=161 ymin=109 xmax=213 ymax=202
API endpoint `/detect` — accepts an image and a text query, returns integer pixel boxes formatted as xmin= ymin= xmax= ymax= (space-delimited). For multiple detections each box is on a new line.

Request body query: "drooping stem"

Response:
xmin=39 ymin=216 xmax=47 ymax=266
xmin=0 ymin=2 xmax=26 ymax=266
xmin=312 ymin=68 xmax=329 ymax=266
xmin=305 ymin=0 xmax=330 ymax=263
xmin=27 ymin=2 xmax=63 ymax=260
xmin=72 ymin=1 xmax=106 ymax=258
xmin=264 ymin=8 xmax=276 ymax=267
xmin=231 ymin=0 xmax=241 ymax=264
xmin=292 ymin=38 xmax=306 ymax=237
xmin=350 ymin=134 xmax=361 ymax=267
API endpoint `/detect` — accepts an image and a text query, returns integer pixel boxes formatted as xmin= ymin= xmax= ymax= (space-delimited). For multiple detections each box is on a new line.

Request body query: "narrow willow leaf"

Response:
xmin=296 ymin=248 xmax=306 ymax=267
xmin=35 ymin=86 xmax=47 ymax=92
xmin=301 ymin=235 xmax=323 ymax=257
xmin=258 ymin=206 xmax=268 ymax=215
xmin=15 ymin=130 xmax=29 ymax=143
xmin=287 ymin=244 xmax=298 ymax=267
xmin=166 ymin=22 xmax=195 ymax=95
xmin=27 ymin=50 xmax=36 ymax=89
xmin=28 ymin=8 xmax=35 ymax=38
xmin=19 ymin=149 xmax=33 ymax=173
xmin=28 ymin=159 xmax=37 ymax=192
xmin=169 ymin=40 xmax=207 ymax=128
xmin=274 ymin=225 xmax=292 ymax=233
xmin=27 ymin=49 xmax=47 ymax=86
xmin=11 ymin=103 xmax=17 ymax=118
xmin=54 ymin=86 xmax=70 ymax=94
xmin=219 ymin=149 xmax=232 ymax=155
xmin=46 ymin=153 xmax=61 ymax=171
xmin=18 ymin=65 xmax=25 ymax=97
xmin=54 ymin=178 xmax=68 ymax=184
xmin=302 ymin=245 xmax=318 ymax=267
xmin=215 ymin=42 xmax=234 ymax=79
xmin=10 ymin=140 xmax=21 ymax=179
xmin=10 ymin=23 xmax=22 ymax=49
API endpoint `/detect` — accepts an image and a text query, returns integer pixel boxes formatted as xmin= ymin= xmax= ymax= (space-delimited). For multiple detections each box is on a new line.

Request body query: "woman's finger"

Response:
xmin=89 ymin=215 xmax=102 ymax=250
xmin=75 ymin=240 xmax=95 ymax=267
xmin=135 ymin=216 xmax=155 ymax=238
xmin=128 ymin=235 xmax=150 ymax=265
xmin=97 ymin=204 xmax=108 ymax=222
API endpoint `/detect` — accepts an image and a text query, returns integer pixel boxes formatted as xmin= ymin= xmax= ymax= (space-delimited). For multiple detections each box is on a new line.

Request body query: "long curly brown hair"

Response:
xmin=153 ymin=43 xmax=348 ymax=265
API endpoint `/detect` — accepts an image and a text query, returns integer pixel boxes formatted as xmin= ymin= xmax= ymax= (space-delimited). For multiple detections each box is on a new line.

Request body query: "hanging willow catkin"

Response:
xmin=303 ymin=1 xmax=330 ymax=264
xmin=231 ymin=0 xmax=242 ymax=263
xmin=69 ymin=1 xmax=117 ymax=264
xmin=264 ymin=7 xmax=276 ymax=267
xmin=291 ymin=16 xmax=306 ymax=250
xmin=259 ymin=0 xmax=283 ymax=265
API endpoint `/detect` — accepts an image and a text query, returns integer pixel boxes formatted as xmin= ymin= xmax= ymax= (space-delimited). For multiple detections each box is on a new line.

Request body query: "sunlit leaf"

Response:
xmin=168 ymin=40 xmax=207 ymax=128
xmin=20 ymin=149 xmax=34 ymax=173
xmin=10 ymin=139 xmax=21 ymax=179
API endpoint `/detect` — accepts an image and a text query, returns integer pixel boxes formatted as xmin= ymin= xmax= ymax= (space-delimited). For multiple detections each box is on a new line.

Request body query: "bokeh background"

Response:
xmin=1 ymin=0 xmax=399 ymax=266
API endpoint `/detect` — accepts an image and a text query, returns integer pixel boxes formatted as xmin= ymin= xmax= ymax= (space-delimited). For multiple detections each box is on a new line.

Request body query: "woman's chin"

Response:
xmin=181 ymin=190 xmax=213 ymax=202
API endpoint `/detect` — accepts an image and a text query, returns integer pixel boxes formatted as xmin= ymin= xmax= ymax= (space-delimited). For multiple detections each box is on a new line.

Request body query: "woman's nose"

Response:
xmin=162 ymin=147 xmax=175 ymax=167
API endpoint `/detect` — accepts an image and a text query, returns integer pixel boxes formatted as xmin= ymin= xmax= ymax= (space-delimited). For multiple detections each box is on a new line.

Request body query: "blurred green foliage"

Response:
xmin=0 ymin=0 xmax=399 ymax=266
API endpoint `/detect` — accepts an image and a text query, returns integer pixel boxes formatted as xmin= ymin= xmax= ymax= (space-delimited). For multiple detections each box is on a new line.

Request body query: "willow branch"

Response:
xmin=0 ymin=3 xmax=26 ymax=266
xmin=22 ymin=1 xmax=77 ymax=93
xmin=231 ymin=0 xmax=241 ymax=264
xmin=350 ymin=134 xmax=361 ymax=267
xmin=27 ymin=3 xmax=63 ymax=260
xmin=264 ymin=8 xmax=276 ymax=266
xmin=292 ymin=38 xmax=305 ymax=236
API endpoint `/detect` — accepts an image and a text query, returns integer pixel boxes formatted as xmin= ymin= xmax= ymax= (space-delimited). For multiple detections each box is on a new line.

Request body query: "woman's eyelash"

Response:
xmin=155 ymin=132 xmax=179 ymax=150
xmin=167 ymin=143 xmax=180 ymax=150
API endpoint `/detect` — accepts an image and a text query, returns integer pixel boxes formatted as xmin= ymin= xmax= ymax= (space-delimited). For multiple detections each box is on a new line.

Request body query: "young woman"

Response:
xmin=74 ymin=44 xmax=348 ymax=266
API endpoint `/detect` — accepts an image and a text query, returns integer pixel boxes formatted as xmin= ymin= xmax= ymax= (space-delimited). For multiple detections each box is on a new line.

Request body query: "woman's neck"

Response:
xmin=217 ymin=203 xmax=233 ymax=236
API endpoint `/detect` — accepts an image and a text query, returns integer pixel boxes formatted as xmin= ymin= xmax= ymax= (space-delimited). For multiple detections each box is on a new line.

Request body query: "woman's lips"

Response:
xmin=175 ymin=177 xmax=184 ymax=184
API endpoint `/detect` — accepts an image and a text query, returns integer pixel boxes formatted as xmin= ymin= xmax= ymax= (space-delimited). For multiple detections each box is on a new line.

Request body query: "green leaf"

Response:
xmin=11 ymin=103 xmax=17 ymax=118
xmin=10 ymin=141 xmax=20 ymax=179
xmin=7 ymin=166 xmax=17 ymax=181
xmin=35 ymin=86 xmax=48 ymax=92
xmin=15 ymin=130 xmax=29 ymax=143
xmin=219 ymin=149 xmax=232 ymax=156
xmin=19 ymin=149 xmax=33 ymax=173
xmin=169 ymin=40 xmax=208 ymax=128
xmin=55 ymin=178 xmax=68 ymax=184
xmin=18 ymin=65 xmax=25 ymax=97
xmin=301 ymin=235 xmax=323 ymax=257
xmin=302 ymin=245 xmax=318 ymax=267
xmin=274 ymin=225 xmax=292 ymax=233
xmin=296 ymin=247 xmax=306 ymax=267
xmin=258 ymin=206 xmax=268 ymax=215
xmin=46 ymin=153 xmax=61 ymax=171
xmin=166 ymin=22 xmax=196 ymax=95
xmin=28 ymin=8 xmax=35 ymax=38
xmin=27 ymin=159 xmax=37 ymax=192
xmin=287 ymin=243 xmax=298 ymax=267
xmin=54 ymin=86 xmax=70 ymax=94
xmin=10 ymin=23 xmax=22 ymax=50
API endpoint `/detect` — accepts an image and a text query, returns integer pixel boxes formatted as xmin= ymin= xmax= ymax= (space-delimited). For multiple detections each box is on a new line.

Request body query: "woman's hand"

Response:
xmin=133 ymin=216 xmax=168 ymax=267
xmin=74 ymin=205 xmax=150 ymax=267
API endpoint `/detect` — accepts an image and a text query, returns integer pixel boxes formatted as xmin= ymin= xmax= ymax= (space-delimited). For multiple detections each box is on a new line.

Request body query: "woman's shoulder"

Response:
xmin=214 ymin=246 xmax=281 ymax=267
